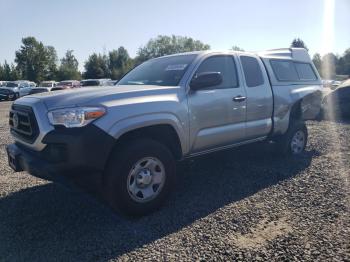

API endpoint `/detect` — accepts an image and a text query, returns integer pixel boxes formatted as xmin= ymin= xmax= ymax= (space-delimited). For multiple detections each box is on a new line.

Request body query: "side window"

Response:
xmin=270 ymin=60 xmax=299 ymax=81
xmin=195 ymin=56 xmax=238 ymax=89
xmin=295 ymin=63 xmax=317 ymax=80
xmin=240 ymin=56 xmax=264 ymax=87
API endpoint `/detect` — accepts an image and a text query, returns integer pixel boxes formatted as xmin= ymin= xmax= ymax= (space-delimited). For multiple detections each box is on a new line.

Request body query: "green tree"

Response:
xmin=0 ymin=63 xmax=3 ymax=80
xmin=291 ymin=38 xmax=309 ymax=51
xmin=312 ymin=53 xmax=322 ymax=76
xmin=45 ymin=46 xmax=58 ymax=80
xmin=2 ymin=61 xmax=12 ymax=80
xmin=57 ymin=50 xmax=81 ymax=80
xmin=340 ymin=48 xmax=350 ymax=76
xmin=336 ymin=57 xmax=345 ymax=75
xmin=83 ymin=53 xmax=110 ymax=79
xmin=10 ymin=63 xmax=21 ymax=80
xmin=0 ymin=61 xmax=20 ymax=81
xmin=136 ymin=35 xmax=210 ymax=63
xmin=15 ymin=36 xmax=57 ymax=83
xmin=231 ymin=46 xmax=244 ymax=51
xmin=108 ymin=47 xmax=134 ymax=80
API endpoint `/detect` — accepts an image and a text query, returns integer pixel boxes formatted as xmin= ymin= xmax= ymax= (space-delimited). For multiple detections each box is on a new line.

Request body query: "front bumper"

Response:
xmin=0 ymin=93 xmax=14 ymax=100
xmin=6 ymin=124 xmax=116 ymax=182
xmin=7 ymin=143 xmax=65 ymax=182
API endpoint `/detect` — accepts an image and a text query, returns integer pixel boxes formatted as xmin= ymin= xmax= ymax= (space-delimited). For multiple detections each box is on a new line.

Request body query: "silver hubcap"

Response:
xmin=291 ymin=130 xmax=305 ymax=154
xmin=127 ymin=157 xmax=166 ymax=203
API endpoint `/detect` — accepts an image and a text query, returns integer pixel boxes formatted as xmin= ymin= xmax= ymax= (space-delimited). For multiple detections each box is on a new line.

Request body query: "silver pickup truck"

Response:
xmin=6 ymin=48 xmax=322 ymax=215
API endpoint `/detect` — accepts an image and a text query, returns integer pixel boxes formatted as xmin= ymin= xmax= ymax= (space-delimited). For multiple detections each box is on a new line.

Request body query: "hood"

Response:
xmin=0 ymin=87 xmax=17 ymax=93
xmin=26 ymin=85 xmax=181 ymax=110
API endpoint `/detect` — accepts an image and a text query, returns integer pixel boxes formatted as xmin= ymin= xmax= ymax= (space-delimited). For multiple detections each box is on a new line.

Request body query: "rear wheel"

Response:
xmin=103 ymin=139 xmax=176 ymax=216
xmin=275 ymin=121 xmax=308 ymax=156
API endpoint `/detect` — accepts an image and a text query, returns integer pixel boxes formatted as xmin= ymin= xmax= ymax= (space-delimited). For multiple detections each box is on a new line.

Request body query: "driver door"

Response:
xmin=18 ymin=83 xmax=26 ymax=97
xmin=20 ymin=82 xmax=31 ymax=96
xmin=188 ymin=55 xmax=247 ymax=153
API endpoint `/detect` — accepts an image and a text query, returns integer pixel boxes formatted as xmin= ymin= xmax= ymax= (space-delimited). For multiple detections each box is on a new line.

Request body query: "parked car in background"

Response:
xmin=0 ymin=81 xmax=8 ymax=87
xmin=29 ymin=81 xmax=58 ymax=95
xmin=28 ymin=81 xmax=37 ymax=88
xmin=81 ymin=78 xmax=110 ymax=87
xmin=51 ymin=80 xmax=81 ymax=91
xmin=0 ymin=87 xmax=17 ymax=100
xmin=29 ymin=87 xmax=51 ymax=95
xmin=39 ymin=81 xmax=57 ymax=90
xmin=0 ymin=81 xmax=32 ymax=100
xmin=106 ymin=80 xmax=118 ymax=86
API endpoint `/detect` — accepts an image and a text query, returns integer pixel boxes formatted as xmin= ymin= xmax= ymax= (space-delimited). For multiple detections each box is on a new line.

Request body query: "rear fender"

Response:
xmin=273 ymin=85 xmax=322 ymax=135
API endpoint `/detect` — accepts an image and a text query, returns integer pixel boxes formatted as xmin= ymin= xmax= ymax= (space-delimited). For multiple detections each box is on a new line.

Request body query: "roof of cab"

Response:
xmin=153 ymin=50 xmax=253 ymax=60
xmin=151 ymin=48 xmax=312 ymax=63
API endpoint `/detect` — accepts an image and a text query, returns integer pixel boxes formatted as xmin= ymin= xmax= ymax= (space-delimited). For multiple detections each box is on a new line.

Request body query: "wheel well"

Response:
xmin=289 ymin=101 xmax=303 ymax=122
xmin=115 ymin=124 xmax=183 ymax=160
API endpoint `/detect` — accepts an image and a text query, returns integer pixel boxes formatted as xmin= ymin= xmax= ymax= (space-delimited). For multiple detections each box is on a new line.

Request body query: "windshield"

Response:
xmin=5 ymin=82 xmax=19 ymax=88
xmin=81 ymin=80 xmax=99 ymax=86
xmin=118 ymin=54 xmax=197 ymax=86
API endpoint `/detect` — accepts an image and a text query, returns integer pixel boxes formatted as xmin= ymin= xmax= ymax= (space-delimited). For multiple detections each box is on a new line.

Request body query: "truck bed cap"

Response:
xmin=257 ymin=48 xmax=311 ymax=62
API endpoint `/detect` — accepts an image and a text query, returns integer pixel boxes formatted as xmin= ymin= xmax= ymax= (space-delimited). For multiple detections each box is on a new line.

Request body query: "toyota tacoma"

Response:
xmin=6 ymin=48 xmax=322 ymax=215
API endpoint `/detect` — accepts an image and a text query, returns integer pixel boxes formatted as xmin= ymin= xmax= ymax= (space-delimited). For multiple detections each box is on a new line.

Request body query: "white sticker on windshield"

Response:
xmin=165 ymin=64 xmax=188 ymax=71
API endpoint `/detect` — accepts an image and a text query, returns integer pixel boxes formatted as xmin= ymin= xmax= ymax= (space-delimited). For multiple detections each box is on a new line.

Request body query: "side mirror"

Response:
xmin=190 ymin=72 xmax=223 ymax=90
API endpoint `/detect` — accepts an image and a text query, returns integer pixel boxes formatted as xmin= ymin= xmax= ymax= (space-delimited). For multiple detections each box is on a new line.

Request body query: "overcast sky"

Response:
xmin=0 ymin=0 xmax=349 ymax=70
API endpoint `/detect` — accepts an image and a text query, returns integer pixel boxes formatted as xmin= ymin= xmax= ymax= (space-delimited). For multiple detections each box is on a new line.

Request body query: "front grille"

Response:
xmin=9 ymin=104 xmax=39 ymax=144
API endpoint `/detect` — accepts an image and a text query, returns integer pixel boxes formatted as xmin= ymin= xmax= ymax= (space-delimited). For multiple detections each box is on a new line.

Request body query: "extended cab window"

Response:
xmin=270 ymin=60 xmax=317 ymax=82
xmin=295 ymin=63 xmax=317 ymax=80
xmin=195 ymin=56 xmax=238 ymax=89
xmin=270 ymin=60 xmax=299 ymax=81
xmin=240 ymin=56 xmax=264 ymax=87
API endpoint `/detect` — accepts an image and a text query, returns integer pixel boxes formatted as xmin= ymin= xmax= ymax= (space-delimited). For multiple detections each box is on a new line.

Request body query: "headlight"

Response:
xmin=48 ymin=107 xmax=106 ymax=128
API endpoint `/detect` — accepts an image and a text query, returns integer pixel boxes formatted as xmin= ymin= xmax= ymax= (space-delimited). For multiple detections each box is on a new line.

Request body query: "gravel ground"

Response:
xmin=0 ymin=100 xmax=349 ymax=261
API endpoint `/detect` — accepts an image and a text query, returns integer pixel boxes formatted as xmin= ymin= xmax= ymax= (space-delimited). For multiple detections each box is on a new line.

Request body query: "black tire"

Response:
xmin=316 ymin=108 xmax=324 ymax=121
xmin=103 ymin=139 xmax=176 ymax=216
xmin=10 ymin=93 xmax=19 ymax=101
xmin=275 ymin=121 xmax=308 ymax=156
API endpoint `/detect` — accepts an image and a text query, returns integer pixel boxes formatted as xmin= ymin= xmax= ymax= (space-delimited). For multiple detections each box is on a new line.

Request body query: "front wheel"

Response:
xmin=103 ymin=139 xmax=176 ymax=216
xmin=10 ymin=93 xmax=19 ymax=101
xmin=275 ymin=121 xmax=308 ymax=156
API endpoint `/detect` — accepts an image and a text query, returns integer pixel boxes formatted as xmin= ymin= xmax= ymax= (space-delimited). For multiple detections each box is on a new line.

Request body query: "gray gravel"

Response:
xmin=0 ymin=100 xmax=349 ymax=261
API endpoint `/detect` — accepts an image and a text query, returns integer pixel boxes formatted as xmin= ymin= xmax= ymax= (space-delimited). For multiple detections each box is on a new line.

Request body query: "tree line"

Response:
xmin=0 ymin=35 xmax=210 ymax=83
xmin=290 ymin=38 xmax=350 ymax=80
xmin=0 ymin=36 xmax=349 ymax=83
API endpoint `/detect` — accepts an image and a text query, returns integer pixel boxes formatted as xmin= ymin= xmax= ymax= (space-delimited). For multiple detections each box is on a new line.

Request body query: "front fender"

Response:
xmin=101 ymin=113 xmax=188 ymax=155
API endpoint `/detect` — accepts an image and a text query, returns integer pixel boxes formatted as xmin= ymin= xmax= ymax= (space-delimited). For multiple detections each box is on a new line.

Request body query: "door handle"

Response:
xmin=233 ymin=95 xmax=246 ymax=102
